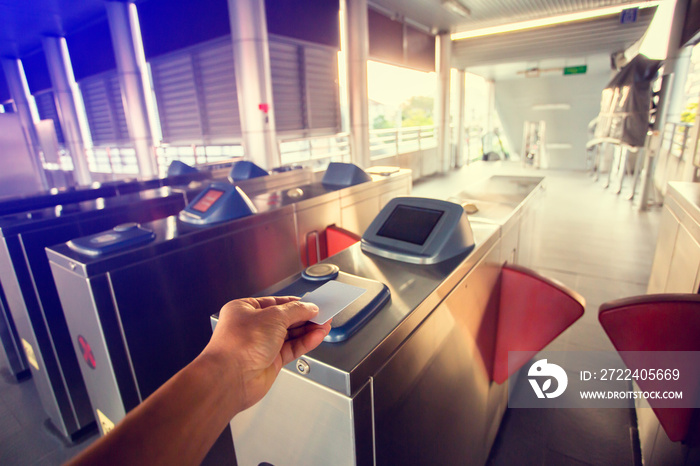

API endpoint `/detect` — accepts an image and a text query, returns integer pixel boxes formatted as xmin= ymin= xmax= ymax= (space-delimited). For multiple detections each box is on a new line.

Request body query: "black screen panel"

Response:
xmin=376 ymin=205 xmax=443 ymax=246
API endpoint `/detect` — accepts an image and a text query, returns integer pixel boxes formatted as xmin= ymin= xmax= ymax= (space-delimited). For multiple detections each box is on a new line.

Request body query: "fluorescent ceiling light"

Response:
xmin=443 ymin=0 xmax=471 ymax=18
xmin=451 ymin=1 xmax=661 ymax=40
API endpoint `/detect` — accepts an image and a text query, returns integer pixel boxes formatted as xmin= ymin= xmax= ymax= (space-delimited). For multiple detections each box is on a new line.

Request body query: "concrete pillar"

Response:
xmin=228 ymin=0 xmax=279 ymax=170
xmin=436 ymin=32 xmax=452 ymax=173
xmin=345 ymin=0 xmax=371 ymax=169
xmin=42 ymin=36 xmax=92 ymax=185
xmin=1 ymin=58 xmax=49 ymax=189
xmin=456 ymin=69 xmax=466 ymax=168
xmin=105 ymin=1 xmax=158 ymax=178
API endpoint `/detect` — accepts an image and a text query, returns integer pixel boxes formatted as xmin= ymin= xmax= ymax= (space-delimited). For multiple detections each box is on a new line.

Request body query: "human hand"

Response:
xmin=203 ymin=296 xmax=331 ymax=413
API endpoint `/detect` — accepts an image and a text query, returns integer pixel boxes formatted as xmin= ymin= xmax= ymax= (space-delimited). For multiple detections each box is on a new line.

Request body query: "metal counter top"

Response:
xmin=46 ymin=201 xmax=298 ymax=278
xmin=448 ymin=175 xmax=544 ymax=226
xmin=0 ymin=184 xmax=120 ymax=217
xmin=253 ymin=222 xmax=500 ymax=396
xmin=667 ymin=182 xmax=700 ymax=226
xmin=47 ymin=170 xmax=412 ymax=278
xmin=0 ymin=188 xmax=182 ymax=237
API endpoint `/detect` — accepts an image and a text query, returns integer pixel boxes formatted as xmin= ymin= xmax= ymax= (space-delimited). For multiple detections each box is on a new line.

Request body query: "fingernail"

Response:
xmin=307 ymin=303 xmax=319 ymax=312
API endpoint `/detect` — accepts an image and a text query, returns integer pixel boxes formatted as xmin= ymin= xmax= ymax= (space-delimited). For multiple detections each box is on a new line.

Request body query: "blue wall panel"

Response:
xmin=22 ymin=51 xmax=52 ymax=94
xmin=139 ymin=0 xmax=231 ymax=59
xmin=0 ymin=66 xmax=10 ymax=102
xmin=139 ymin=0 xmax=339 ymax=60
xmin=266 ymin=0 xmax=339 ymax=49
xmin=67 ymin=20 xmax=117 ymax=81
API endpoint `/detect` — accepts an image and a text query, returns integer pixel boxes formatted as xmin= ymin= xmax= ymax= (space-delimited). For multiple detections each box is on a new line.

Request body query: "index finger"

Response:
xmin=244 ymin=296 xmax=301 ymax=310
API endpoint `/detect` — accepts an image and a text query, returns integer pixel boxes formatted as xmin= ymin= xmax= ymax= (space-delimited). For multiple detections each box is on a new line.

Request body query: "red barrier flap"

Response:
xmin=326 ymin=225 xmax=361 ymax=258
xmin=493 ymin=264 xmax=585 ymax=384
xmin=599 ymin=294 xmax=700 ymax=442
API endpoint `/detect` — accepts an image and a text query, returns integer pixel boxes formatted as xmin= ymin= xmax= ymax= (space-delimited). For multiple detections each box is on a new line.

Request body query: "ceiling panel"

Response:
xmin=0 ymin=0 xmax=108 ymax=57
xmin=369 ymin=0 xmax=658 ymax=33
xmin=452 ymin=7 xmax=655 ymax=68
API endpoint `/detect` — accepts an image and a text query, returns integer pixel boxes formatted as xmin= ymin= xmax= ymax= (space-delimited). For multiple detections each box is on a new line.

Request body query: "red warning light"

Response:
xmin=78 ymin=335 xmax=96 ymax=369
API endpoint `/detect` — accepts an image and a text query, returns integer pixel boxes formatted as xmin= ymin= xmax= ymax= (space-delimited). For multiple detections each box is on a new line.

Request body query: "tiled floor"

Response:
xmin=0 ymin=161 xmax=661 ymax=464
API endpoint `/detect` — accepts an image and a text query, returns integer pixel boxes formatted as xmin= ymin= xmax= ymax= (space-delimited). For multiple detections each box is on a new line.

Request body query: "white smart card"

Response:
xmin=301 ymin=280 xmax=367 ymax=324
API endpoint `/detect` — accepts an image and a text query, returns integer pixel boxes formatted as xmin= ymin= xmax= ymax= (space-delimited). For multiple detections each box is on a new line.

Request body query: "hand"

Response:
xmin=203 ymin=296 xmax=331 ymax=413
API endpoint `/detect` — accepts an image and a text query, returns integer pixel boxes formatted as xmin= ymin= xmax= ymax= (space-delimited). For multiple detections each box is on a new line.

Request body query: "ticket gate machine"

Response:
xmin=212 ymin=196 xmax=502 ymax=465
xmin=212 ymin=187 xmax=582 ymax=466
xmin=0 ymin=164 xmax=213 ymax=382
xmin=0 ymin=189 xmax=186 ymax=441
xmin=0 ymin=185 xmax=118 ymax=217
xmin=46 ymin=163 xmax=409 ymax=462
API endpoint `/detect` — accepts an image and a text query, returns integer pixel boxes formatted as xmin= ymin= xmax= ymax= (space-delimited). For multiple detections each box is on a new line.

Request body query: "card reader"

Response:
xmin=178 ymin=182 xmax=257 ymax=226
xmin=361 ymin=197 xmax=475 ymax=264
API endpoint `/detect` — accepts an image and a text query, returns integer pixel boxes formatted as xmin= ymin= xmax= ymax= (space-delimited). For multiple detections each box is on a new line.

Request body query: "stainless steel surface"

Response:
xmin=231 ymin=228 xmax=505 ymax=465
xmin=0 ymin=189 xmax=185 ymax=440
xmin=45 ymin=169 xmax=409 ymax=457
xmin=295 ymin=359 xmax=310 ymax=375
xmin=236 ymin=167 xmax=313 ymax=195
xmin=252 ymin=222 xmax=499 ymax=396
xmin=105 ymin=1 xmax=158 ymax=178
xmin=225 ymin=174 xmax=544 ymax=465
xmin=42 ymin=36 xmax=92 ymax=186
xmin=0 ymin=287 xmax=28 ymax=378
xmin=232 ymin=370 xmax=361 ymax=466
xmin=449 ymin=175 xmax=545 ymax=265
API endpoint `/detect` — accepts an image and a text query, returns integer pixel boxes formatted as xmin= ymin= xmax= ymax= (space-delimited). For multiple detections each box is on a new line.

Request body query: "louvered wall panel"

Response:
xmin=149 ymin=34 xmax=340 ymax=142
xmin=151 ymin=53 xmax=202 ymax=142
xmin=270 ymin=38 xmax=305 ymax=133
xmin=34 ymin=91 xmax=64 ymax=144
xmin=304 ymin=45 xmax=339 ymax=131
xmin=80 ymin=70 xmax=130 ymax=145
xmin=108 ymin=74 xmax=130 ymax=140
xmin=194 ymin=38 xmax=241 ymax=140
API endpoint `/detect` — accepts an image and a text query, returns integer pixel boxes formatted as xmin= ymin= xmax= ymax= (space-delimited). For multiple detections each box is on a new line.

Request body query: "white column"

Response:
xmin=456 ymin=69 xmax=466 ymax=168
xmin=42 ymin=36 xmax=92 ymax=185
xmin=486 ymin=79 xmax=496 ymax=133
xmin=228 ymin=0 xmax=279 ymax=170
xmin=105 ymin=1 xmax=158 ymax=178
xmin=345 ymin=0 xmax=371 ymax=168
xmin=436 ymin=32 xmax=452 ymax=173
xmin=1 ymin=58 xmax=49 ymax=189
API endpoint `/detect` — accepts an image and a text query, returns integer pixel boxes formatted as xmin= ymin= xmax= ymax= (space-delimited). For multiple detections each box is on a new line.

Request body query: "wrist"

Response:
xmin=194 ymin=347 xmax=247 ymax=417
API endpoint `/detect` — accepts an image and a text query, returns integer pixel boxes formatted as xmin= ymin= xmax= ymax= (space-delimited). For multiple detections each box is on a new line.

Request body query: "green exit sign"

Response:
xmin=563 ymin=65 xmax=587 ymax=75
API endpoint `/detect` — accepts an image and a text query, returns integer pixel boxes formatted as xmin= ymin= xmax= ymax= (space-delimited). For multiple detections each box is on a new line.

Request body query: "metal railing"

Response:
xmin=369 ymin=126 xmax=437 ymax=160
xmin=153 ymin=144 xmax=244 ymax=177
xmin=279 ymin=132 xmax=351 ymax=168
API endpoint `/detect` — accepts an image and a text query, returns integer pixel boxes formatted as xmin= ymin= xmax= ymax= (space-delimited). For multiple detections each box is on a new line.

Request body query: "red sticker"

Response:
xmin=78 ymin=335 xmax=96 ymax=369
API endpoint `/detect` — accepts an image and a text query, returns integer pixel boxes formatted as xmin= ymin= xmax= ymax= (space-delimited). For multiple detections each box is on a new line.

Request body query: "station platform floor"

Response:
xmin=0 ymin=161 xmax=661 ymax=464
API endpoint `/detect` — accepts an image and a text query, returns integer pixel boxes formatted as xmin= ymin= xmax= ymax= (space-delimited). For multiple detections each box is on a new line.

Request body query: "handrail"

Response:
xmin=369 ymin=125 xmax=437 ymax=160
xmin=279 ymin=132 xmax=351 ymax=166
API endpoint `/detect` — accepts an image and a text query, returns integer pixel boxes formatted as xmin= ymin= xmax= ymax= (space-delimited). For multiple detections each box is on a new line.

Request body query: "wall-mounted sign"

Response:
xmin=620 ymin=8 xmax=638 ymax=24
xmin=563 ymin=65 xmax=587 ymax=76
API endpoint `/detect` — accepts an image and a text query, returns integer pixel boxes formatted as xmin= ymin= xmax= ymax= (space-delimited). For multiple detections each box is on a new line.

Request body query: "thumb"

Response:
xmin=274 ymin=300 xmax=320 ymax=327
